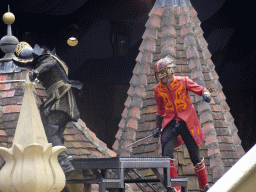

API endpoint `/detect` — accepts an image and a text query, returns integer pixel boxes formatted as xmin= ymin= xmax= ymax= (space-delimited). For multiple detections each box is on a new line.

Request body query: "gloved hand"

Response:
xmin=203 ymin=90 xmax=211 ymax=103
xmin=152 ymin=128 xmax=161 ymax=138
xmin=29 ymin=70 xmax=39 ymax=82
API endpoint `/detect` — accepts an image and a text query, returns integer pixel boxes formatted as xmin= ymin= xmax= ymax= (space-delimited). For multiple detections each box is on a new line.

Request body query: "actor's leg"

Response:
xmin=161 ymin=123 xmax=181 ymax=192
xmin=46 ymin=111 xmax=75 ymax=176
xmin=178 ymin=122 xmax=210 ymax=192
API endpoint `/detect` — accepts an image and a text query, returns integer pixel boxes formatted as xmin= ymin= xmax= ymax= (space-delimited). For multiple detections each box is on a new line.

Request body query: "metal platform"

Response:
xmin=67 ymin=157 xmax=188 ymax=192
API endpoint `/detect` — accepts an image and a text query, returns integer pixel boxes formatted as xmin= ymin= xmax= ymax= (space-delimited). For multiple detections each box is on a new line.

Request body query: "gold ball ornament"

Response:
xmin=3 ymin=12 xmax=15 ymax=25
xmin=67 ymin=37 xmax=78 ymax=46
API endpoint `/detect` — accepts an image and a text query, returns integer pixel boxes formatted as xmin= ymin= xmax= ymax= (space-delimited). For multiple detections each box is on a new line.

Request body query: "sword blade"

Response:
xmin=125 ymin=133 xmax=155 ymax=148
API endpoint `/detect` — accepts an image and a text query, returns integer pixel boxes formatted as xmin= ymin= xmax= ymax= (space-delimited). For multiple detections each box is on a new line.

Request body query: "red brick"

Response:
xmin=215 ymin=120 xmax=227 ymax=128
xmin=142 ymin=29 xmax=158 ymax=39
xmin=200 ymin=111 xmax=213 ymax=124
xmin=0 ymin=130 xmax=7 ymax=136
xmin=217 ymin=91 xmax=226 ymax=101
xmin=139 ymin=74 xmax=147 ymax=85
xmin=179 ymin=14 xmax=192 ymax=26
xmin=153 ymin=53 xmax=161 ymax=61
xmin=212 ymin=166 xmax=225 ymax=180
xmin=127 ymin=86 xmax=134 ymax=96
xmin=118 ymin=118 xmax=125 ymax=128
xmin=161 ymin=45 xmax=176 ymax=57
xmin=191 ymin=70 xmax=203 ymax=80
xmin=209 ymin=69 xmax=219 ymax=80
xmin=201 ymin=48 xmax=212 ymax=60
xmin=176 ymin=51 xmax=186 ymax=58
xmin=161 ymin=36 xmax=176 ymax=47
xmin=232 ymin=134 xmax=241 ymax=145
xmin=149 ymin=6 xmax=163 ymax=17
xmin=181 ymin=26 xmax=193 ymax=36
xmin=211 ymin=105 xmax=222 ymax=112
xmin=134 ymin=86 xmax=145 ymax=97
xmin=124 ymin=96 xmax=131 ymax=107
xmin=209 ymin=156 xmax=222 ymax=168
xmin=112 ymin=140 xmax=119 ymax=151
xmin=3 ymin=105 xmax=21 ymax=113
xmin=140 ymin=63 xmax=150 ymax=74
xmin=184 ymin=36 xmax=197 ymax=48
xmin=144 ymin=143 xmax=157 ymax=153
xmin=129 ymin=108 xmax=140 ymax=119
xmin=142 ymin=39 xmax=156 ymax=52
xmin=1 ymin=90 xmax=15 ymax=98
xmin=115 ymin=129 xmax=122 ymax=139
xmin=219 ymin=143 xmax=234 ymax=151
xmin=177 ymin=37 xmax=183 ymax=44
xmin=177 ymin=5 xmax=189 ymax=15
xmin=236 ymin=145 xmax=245 ymax=157
xmin=202 ymin=122 xmax=215 ymax=136
xmin=208 ymin=145 xmax=220 ymax=157
xmin=181 ymin=65 xmax=190 ymax=72
xmin=182 ymin=163 xmax=194 ymax=175
xmin=122 ymin=140 xmax=133 ymax=152
xmin=205 ymin=134 xmax=218 ymax=146
xmin=224 ymin=112 xmax=234 ymax=123
xmin=145 ymin=16 xmax=161 ymax=28
xmin=198 ymin=36 xmax=208 ymax=49
xmin=229 ymin=123 xmax=238 ymax=134
xmin=162 ymin=5 xmax=176 ymax=16
xmin=194 ymin=26 xmax=203 ymax=35
xmin=121 ymin=107 xmax=128 ymax=118
xmin=0 ymin=83 xmax=11 ymax=91
xmin=186 ymin=47 xmax=200 ymax=59
xmin=135 ymin=53 xmax=142 ymax=63
xmin=106 ymin=148 xmax=116 ymax=157
xmin=189 ymin=6 xmax=197 ymax=16
xmin=220 ymin=100 xmax=230 ymax=112
xmin=214 ymin=80 xmax=222 ymax=91
xmin=193 ymin=16 xmax=201 ymax=25
xmin=211 ymin=112 xmax=224 ymax=120
xmin=141 ymin=52 xmax=153 ymax=65
xmin=188 ymin=58 xmax=200 ymax=70
xmin=215 ymin=128 xmax=230 ymax=136
xmin=162 ymin=26 xmax=176 ymax=37
xmin=161 ymin=14 xmax=176 ymax=26
xmin=221 ymin=151 xmax=238 ymax=159
xmin=219 ymin=136 xmax=232 ymax=143
xmin=130 ymin=75 xmax=138 ymax=85
xmin=202 ymin=66 xmax=209 ymax=73
xmin=206 ymin=59 xmax=215 ymax=70
xmin=126 ymin=128 xmax=136 ymax=140
xmin=0 ymin=74 xmax=7 ymax=81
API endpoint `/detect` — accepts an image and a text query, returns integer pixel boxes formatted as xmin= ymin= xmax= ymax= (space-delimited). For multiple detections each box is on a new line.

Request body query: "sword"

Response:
xmin=124 ymin=133 xmax=155 ymax=148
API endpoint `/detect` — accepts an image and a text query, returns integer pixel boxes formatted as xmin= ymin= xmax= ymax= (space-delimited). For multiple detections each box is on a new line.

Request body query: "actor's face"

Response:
xmin=156 ymin=67 xmax=174 ymax=83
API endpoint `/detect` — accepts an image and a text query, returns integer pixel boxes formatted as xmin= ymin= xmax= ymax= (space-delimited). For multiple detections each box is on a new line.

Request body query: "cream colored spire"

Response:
xmin=0 ymin=74 xmax=67 ymax=192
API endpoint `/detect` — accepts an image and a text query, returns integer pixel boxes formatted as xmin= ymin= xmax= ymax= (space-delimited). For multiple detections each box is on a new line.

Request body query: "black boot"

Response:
xmin=46 ymin=124 xmax=75 ymax=176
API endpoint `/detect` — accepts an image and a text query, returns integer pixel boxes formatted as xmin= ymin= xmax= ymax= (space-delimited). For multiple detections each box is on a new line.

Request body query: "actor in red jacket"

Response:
xmin=152 ymin=56 xmax=211 ymax=192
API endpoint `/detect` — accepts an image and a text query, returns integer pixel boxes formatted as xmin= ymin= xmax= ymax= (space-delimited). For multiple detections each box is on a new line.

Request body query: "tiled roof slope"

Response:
xmin=0 ymin=70 xmax=116 ymax=168
xmin=113 ymin=0 xmax=245 ymax=190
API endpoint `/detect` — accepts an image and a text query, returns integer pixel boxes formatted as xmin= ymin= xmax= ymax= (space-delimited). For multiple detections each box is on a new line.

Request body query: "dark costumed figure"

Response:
xmin=13 ymin=42 xmax=83 ymax=176
xmin=152 ymin=56 xmax=211 ymax=192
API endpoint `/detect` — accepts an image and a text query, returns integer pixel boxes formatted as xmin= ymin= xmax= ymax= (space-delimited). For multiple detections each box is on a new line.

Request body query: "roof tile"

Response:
xmin=0 ymin=83 xmax=11 ymax=91
xmin=179 ymin=14 xmax=192 ymax=26
xmin=194 ymin=26 xmax=203 ymax=35
xmin=161 ymin=15 xmax=176 ymax=26
xmin=215 ymin=128 xmax=231 ymax=136
xmin=1 ymin=90 xmax=15 ymax=98
xmin=126 ymin=128 xmax=136 ymax=140
xmin=142 ymin=29 xmax=158 ymax=40
xmin=161 ymin=45 xmax=176 ymax=57
xmin=162 ymin=26 xmax=176 ymax=37
xmin=118 ymin=118 xmax=125 ymax=129
xmin=145 ymin=16 xmax=161 ymax=28
xmin=182 ymin=163 xmax=194 ymax=175
xmin=205 ymin=134 xmax=218 ymax=146
xmin=208 ymin=145 xmax=220 ymax=157
xmin=148 ymin=6 xmax=163 ymax=17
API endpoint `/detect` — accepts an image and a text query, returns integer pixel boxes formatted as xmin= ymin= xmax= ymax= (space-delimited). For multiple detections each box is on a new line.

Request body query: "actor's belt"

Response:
xmin=46 ymin=80 xmax=65 ymax=96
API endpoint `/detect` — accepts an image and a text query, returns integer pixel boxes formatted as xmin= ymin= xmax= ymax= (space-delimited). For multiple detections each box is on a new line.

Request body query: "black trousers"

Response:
xmin=161 ymin=120 xmax=201 ymax=166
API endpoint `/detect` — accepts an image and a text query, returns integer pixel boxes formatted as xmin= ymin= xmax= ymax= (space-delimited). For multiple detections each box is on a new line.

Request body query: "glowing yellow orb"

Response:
xmin=67 ymin=37 xmax=78 ymax=46
xmin=3 ymin=12 xmax=15 ymax=25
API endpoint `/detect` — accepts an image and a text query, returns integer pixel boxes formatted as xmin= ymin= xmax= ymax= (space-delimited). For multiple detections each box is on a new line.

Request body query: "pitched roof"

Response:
xmin=0 ymin=70 xmax=116 ymax=169
xmin=113 ymin=0 xmax=245 ymax=189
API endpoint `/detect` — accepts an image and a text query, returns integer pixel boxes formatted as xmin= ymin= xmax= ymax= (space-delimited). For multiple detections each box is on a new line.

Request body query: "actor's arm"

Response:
xmin=185 ymin=76 xmax=211 ymax=102
xmin=153 ymin=87 xmax=165 ymax=138
xmin=34 ymin=57 xmax=56 ymax=75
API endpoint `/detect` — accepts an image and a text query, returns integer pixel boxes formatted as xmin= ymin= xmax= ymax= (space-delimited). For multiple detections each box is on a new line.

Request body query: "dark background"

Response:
xmin=1 ymin=0 xmax=255 ymax=152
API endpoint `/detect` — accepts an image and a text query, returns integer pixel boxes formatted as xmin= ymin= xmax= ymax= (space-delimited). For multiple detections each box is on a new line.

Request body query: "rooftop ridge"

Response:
xmin=154 ymin=0 xmax=192 ymax=7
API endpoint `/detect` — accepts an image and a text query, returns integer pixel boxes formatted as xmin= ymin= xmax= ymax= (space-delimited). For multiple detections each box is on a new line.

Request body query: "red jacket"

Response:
xmin=154 ymin=76 xmax=207 ymax=148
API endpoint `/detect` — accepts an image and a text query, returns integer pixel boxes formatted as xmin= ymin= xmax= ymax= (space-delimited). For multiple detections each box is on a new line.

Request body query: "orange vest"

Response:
xmin=154 ymin=76 xmax=206 ymax=148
